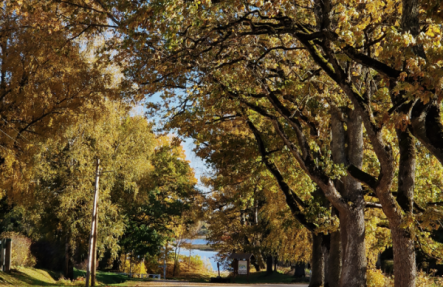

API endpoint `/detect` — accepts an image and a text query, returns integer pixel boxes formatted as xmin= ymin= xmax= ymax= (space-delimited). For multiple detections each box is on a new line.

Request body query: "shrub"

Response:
xmin=190 ymin=255 xmax=204 ymax=269
xmin=144 ymin=255 xmax=160 ymax=274
xmin=367 ymin=269 xmax=390 ymax=287
xmin=0 ymin=232 xmax=36 ymax=267
xmin=416 ymin=270 xmax=443 ymax=287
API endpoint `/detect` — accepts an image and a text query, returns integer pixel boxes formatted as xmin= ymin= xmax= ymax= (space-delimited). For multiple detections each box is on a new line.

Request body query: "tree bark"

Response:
xmin=273 ymin=255 xmax=277 ymax=272
xmin=391 ymin=225 xmax=416 ymax=287
xmin=323 ymin=236 xmax=329 ymax=286
xmin=309 ymin=233 xmax=325 ymax=287
xmin=326 ymin=214 xmax=341 ymax=287
xmin=64 ymin=238 xmax=74 ymax=280
xmin=266 ymin=255 xmax=273 ymax=274
xmin=338 ymin=207 xmax=366 ymax=287
xmin=86 ymin=158 xmax=100 ymax=287
xmin=410 ymin=100 xmax=443 ymax=166
xmin=390 ymin=130 xmax=417 ymax=287
xmin=293 ymin=263 xmax=306 ymax=278
xmin=331 ymin=108 xmax=367 ymax=287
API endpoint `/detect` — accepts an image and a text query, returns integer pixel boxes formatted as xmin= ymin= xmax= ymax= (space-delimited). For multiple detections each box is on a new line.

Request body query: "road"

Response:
xmin=129 ymin=282 xmax=309 ymax=287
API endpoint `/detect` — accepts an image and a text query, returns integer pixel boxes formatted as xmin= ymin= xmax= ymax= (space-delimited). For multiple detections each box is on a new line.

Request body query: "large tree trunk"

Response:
xmin=338 ymin=206 xmax=366 ymax=287
xmin=389 ymin=129 xmax=416 ymax=287
xmin=391 ymin=225 xmax=416 ymax=287
xmin=331 ymin=108 xmax=367 ymax=287
xmin=309 ymin=233 xmax=325 ymax=287
xmin=326 ymin=225 xmax=341 ymax=287
xmin=323 ymin=238 xmax=329 ymax=286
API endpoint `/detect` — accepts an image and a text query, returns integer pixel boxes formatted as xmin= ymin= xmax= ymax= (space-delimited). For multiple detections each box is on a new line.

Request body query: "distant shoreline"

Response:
xmin=189 ymin=244 xmax=216 ymax=251
xmin=182 ymin=238 xmax=219 ymax=251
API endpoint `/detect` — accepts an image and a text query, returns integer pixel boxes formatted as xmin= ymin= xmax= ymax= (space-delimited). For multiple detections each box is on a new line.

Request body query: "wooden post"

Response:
xmin=0 ymin=240 xmax=4 ymax=271
xmin=85 ymin=159 xmax=100 ymax=287
xmin=163 ymin=247 xmax=166 ymax=279
xmin=5 ymin=239 xmax=11 ymax=272
xmin=247 ymin=258 xmax=250 ymax=284
xmin=91 ymin=194 xmax=99 ymax=287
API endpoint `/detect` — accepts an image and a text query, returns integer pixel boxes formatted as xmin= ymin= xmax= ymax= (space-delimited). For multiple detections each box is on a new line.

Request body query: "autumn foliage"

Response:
xmin=2 ymin=0 xmax=443 ymax=286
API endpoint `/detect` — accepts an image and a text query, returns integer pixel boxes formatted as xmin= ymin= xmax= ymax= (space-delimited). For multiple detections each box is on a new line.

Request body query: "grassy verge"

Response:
xmin=73 ymin=269 xmax=130 ymax=285
xmin=0 ymin=267 xmax=142 ymax=286
xmin=0 ymin=267 xmax=60 ymax=286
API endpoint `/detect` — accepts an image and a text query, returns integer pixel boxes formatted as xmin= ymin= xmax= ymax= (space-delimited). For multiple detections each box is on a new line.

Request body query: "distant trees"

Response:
xmin=0 ymin=1 xmax=200 ymax=281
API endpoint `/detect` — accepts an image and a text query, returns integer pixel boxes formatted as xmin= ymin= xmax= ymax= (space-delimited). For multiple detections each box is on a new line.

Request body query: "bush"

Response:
xmin=416 ymin=270 xmax=443 ymax=287
xmin=0 ymin=232 xmax=36 ymax=267
xmin=189 ymin=255 xmax=204 ymax=269
xmin=367 ymin=269 xmax=389 ymax=287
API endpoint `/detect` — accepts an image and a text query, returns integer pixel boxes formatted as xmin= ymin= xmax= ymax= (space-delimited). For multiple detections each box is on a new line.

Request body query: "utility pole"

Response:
xmin=163 ymin=246 xmax=167 ymax=279
xmin=86 ymin=158 xmax=100 ymax=287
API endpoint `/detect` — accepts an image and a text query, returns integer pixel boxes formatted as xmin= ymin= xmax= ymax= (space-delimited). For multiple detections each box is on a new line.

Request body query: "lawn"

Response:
xmin=73 ymin=269 xmax=130 ymax=285
xmin=0 ymin=267 xmax=143 ymax=286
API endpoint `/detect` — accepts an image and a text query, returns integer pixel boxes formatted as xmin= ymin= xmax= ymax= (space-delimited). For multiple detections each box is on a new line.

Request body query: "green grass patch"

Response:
xmin=0 ymin=267 xmax=143 ymax=286
xmin=73 ymin=269 xmax=130 ymax=285
xmin=0 ymin=267 xmax=60 ymax=286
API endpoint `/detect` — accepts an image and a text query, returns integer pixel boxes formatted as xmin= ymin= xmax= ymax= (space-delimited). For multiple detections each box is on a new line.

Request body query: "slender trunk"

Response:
xmin=293 ymin=262 xmax=305 ymax=278
xmin=112 ymin=250 xmax=121 ymax=271
xmin=309 ymin=233 xmax=324 ymax=287
xmin=254 ymin=251 xmax=265 ymax=270
xmin=123 ymin=251 xmax=127 ymax=273
xmin=273 ymin=255 xmax=277 ymax=272
xmin=64 ymin=238 xmax=74 ymax=280
xmin=85 ymin=158 xmax=100 ymax=287
xmin=252 ymin=261 xmax=260 ymax=272
xmin=129 ymin=252 xmax=133 ymax=274
xmin=91 ymin=201 xmax=98 ymax=286
xmin=266 ymin=255 xmax=273 ymax=274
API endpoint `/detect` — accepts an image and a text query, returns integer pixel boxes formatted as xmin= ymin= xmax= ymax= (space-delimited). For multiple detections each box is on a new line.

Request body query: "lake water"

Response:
xmin=178 ymin=239 xmax=224 ymax=271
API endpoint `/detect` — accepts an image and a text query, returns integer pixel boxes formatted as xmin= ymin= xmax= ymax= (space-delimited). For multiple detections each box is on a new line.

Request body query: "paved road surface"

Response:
xmin=132 ymin=282 xmax=308 ymax=287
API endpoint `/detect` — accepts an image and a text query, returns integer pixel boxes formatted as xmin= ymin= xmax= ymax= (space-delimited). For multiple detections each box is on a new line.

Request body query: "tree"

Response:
xmin=18 ymin=0 xmax=443 ymax=286
xmin=116 ymin=135 xmax=199 ymax=272
xmin=21 ymin=101 xmax=155 ymax=280
xmin=0 ymin=1 xmax=124 ymax=202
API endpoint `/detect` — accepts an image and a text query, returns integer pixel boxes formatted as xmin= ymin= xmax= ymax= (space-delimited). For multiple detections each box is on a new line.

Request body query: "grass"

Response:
xmin=73 ymin=269 xmax=130 ymax=285
xmin=0 ymin=267 xmax=59 ymax=286
xmin=0 ymin=267 xmax=143 ymax=286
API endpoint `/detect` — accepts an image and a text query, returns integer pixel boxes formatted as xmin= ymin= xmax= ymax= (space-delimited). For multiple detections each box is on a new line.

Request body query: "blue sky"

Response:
xmin=133 ymin=93 xmax=211 ymax=191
